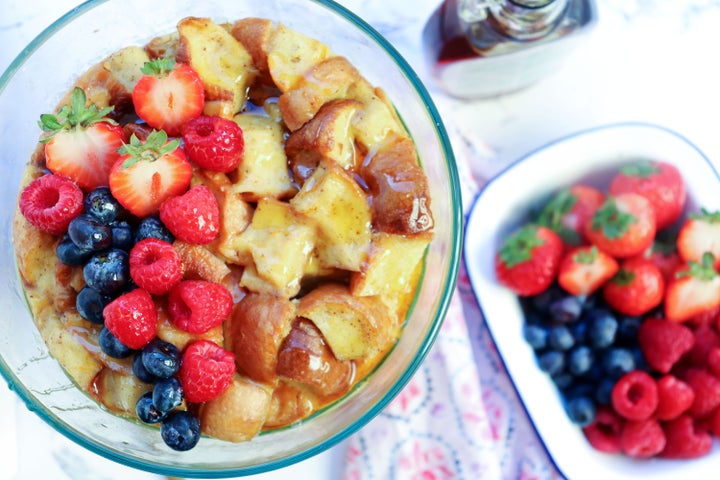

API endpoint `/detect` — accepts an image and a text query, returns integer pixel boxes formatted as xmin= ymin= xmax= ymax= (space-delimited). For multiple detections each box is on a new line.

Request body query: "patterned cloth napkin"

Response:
xmin=341 ymin=133 xmax=564 ymax=480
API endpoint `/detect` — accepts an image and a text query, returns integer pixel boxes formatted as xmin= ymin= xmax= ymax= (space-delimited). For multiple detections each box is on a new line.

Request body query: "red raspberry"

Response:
xmin=611 ymin=370 xmax=658 ymax=421
xmin=656 ymin=374 xmax=695 ymax=421
xmin=581 ymin=406 xmax=623 ymax=454
xmin=709 ymin=407 xmax=720 ymax=437
xmin=620 ymin=417 xmax=666 ymax=458
xmin=178 ymin=339 xmax=235 ymax=403
xmin=129 ymin=238 xmax=183 ymax=295
xmin=182 ymin=115 xmax=244 ymax=173
xmin=103 ymin=288 xmax=157 ymax=349
xmin=661 ymin=415 xmax=713 ymax=459
xmin=637 ymin=318 xmax=694 ymax=373
xmin=19 ymin=174 xmax=83 ymax=235
xmin=684 ymin=324 xmax=720 ymax=367
xmin=683 ymin=368 xmax=720 ymax=418
xmin=707 ymin=347 xmax=720 ymax=377
xmin=168 ymin=280 xmax=233 ymax=334
xmin=159 ymin=185 xmax=220 ymax=245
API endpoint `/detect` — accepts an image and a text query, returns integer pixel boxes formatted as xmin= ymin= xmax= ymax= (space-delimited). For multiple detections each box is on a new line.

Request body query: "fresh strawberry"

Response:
xmin=495 ymin=224 xmax=564 ymax=296
xmin=584 ymin=193 xmax=656 ymax=258
xmin=129 ymin=238 xmax=183 ymax=295
xmin=19 ymin=174 xmax=83 ymax=235
xmin=178 ymin=339 xmax=235 ymax=403
xmin=132 ymin=58 xmax=205 ymax=137
xmin=537 ymin=184 xmax=605 ymax=245
xmin=609 ymin=160 xmax=686 ymax=230
xmin=159 ymin=185 xmax=220 ymax=245
xmin=182 ymin=115 xmax=244 ymax=173
xmin=665 ymin=253 xmax=720 ymax=323
xmin=103 ymin=288 xmax=157 ymax=350
xmin=602 ymin=257 xmax=664 ymax=317
xmin=557 ymin=245 xmax=619 ymax=296
xmin=630 ymin=238 xmax=681 ymax=281
xmin=108 ymin=130 xmax=192 ymax=217
xmin=676 ymin=209 xmax=720 ymax=269
xmin=40 ymin=87 xmax=126 ymax=190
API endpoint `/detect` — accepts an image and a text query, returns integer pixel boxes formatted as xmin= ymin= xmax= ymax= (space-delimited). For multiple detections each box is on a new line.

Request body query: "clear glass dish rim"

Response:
xmin=0 ymin=0 xmax=463 ymax=476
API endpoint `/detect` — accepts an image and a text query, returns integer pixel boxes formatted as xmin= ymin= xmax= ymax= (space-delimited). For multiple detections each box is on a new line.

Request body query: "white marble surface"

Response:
xmin=3 ymin=0 xmax=720 ymax=479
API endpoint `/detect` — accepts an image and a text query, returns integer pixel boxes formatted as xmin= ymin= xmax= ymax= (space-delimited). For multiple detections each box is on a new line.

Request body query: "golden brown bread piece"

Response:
xmin=225 ymin=293 xmax=296 ymax=385
xmin=361 ymin=136 xmax=434 ymax=235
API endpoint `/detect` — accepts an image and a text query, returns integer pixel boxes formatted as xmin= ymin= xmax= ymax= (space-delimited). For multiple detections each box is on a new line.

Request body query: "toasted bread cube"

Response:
xmin=286 ymin=99 xmax=362 ymax=183
xmin=199 ymin=374 xmax=272 ymax=442
xmin=233 ymin=198 xmax=315 ymax=297
xmin=277 ymin=56 xmax=361 ymax=132
xmin=231 ymin=18 xmax=276 ymax=84
xmin=145 ymin=32 xmax=179 ymax=59
xmin=290 ymin=162 xmax=371 ymax=271
xmin=267 ymin=23 xmax=332 ymax=92
xmin=102 ymin=46 xmax=150 ymax=94
xmin=264 ymin=381 xmax=315 ymax=428
xmin=174 ymin=240 xmax=233 ymax=285
xmin=350 ymin=231 xmax=432 ymax=318
xmin=225 ymin=293 xmax=296 ymax=384
xmin=350 ymin=85 xmax=407 ymax=152
xmin=298 ymin=283 xmax=393 ymax=360
xmin=94 ymin=367 xmax=150 ymax=415
xmin=231 ymin=113 xmax=296 ymax=201
xmin=176 ymin=17 xmax=256 ymax=117
xmin=361 ymin=135 xmax=434 ymax=234
xmin=276 ymin=318 xmax=354 ymax=398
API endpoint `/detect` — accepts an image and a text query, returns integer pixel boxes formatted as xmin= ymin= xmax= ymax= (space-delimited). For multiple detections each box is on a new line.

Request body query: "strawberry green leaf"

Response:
xmin=689 ymin=208 xmax=720 ymax=224
xmin=536 ymin=189 xmax=581 ymax=245
xmin=619 ymin=161 xmax=660 ymax=178
xmin=590 ymin=198 xmax=637 ymax=239
xmin=573 ymin=246 xmax=599 ymax=265
xmin=610 ymin=268 xmax=636 ymax=286
xmin=499 ymin=225 xmax=544 ymax=268
xmin=140 ymin=57 xmax=176 ymax=76
xmin=37 ymin=87 xmax=116 ymax=141
xmin=678 ymin=252 xmax=718 ymax=282
xmin=118 ymin=130 xmax=181 ymax=168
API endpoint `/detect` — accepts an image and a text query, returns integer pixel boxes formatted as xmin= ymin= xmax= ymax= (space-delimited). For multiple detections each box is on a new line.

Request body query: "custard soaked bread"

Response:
xmin=14 ymin=16 xmax=433 ymax=451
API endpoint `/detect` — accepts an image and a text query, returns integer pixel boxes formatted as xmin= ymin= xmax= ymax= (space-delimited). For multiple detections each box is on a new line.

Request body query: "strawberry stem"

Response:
xmin=499 ymin=225 xmax=544 ymax=268
xmin=590 ymin=198 xmax=636 ymax=239
xmin=141 ymin=57 xmax=176 ymax=77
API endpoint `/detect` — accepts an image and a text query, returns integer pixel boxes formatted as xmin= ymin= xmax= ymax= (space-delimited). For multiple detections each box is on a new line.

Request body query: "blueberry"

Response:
xmin=523 ymin=324 xmax=548 ymax=350
xmin=76 ymin=286 xmax=112 ymax=324
xmin=528 ymin=284 xmax=564 ymax=314
xmin=548 ymin=325 xmax=575 ymax=351
xmin=595 ymin=377 xmax=616 ymax=405
xmin=135 ymin=216 xmax=174 ymax=243
xmin=142 ymin=339 xmax=181 ymax=379
xmin=571 ymin=321 xmax=588 ymax=344
xmin=565 ymin=395 xmax=596 ymax=426
xmin=568 ymin=345 xmax=594 ymax=376
xmin=616 ymin=315 xmax=642 ymax=345
xmin=537 ymin=350 xmax=565 ymax=376
xmin=549 ymin=296 xmax=583 ymax=323
xmin=83 ymin=248 xmax=130 ymax=295
xmin=84 ymin=186 xmax=122 ymax=224
xmin=602 ymin=348 xmax=636 ymax=379
xmin=133 ymin=352 xmax=158 ymax=384
xmin=161 ymin=410 xmax=201 ymax=451
xmin=136 ymin=391 xmax=167 ymax=424
xmin=99 ymin=326 xmax=132 ymax=358
xmin=552 ymin=372 xmax=574 ymax=390
xmin=153 ymin=377 xmax=184 ymax=413
xmin=56 ymin=234 xmax=93 ymax=266
xmin=110 ymin=220 xmax=134 ymax=251
xmin=68 ymin=214 xmax=112 ymax=251
xmin=585 ymin=308 xmax=618 ymax=349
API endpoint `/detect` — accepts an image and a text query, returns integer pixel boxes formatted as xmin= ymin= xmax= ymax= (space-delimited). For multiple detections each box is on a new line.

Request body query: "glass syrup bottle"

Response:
xmin=422 ymin=0 xmax=597 ymax=99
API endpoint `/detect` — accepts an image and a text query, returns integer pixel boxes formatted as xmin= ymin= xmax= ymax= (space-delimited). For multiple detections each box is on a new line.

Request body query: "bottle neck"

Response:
xmin=458 ymin=0 xmax=569 ymax=40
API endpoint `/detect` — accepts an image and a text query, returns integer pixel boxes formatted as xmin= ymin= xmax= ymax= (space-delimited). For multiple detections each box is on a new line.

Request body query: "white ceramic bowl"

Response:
xmin=0 ymin=0 xmax=462 ymax=476
xmin=464 ymin=122 xmax=720 ymax=480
